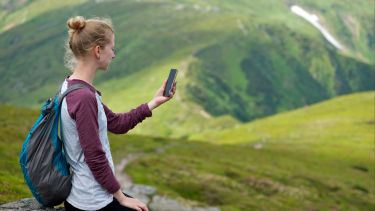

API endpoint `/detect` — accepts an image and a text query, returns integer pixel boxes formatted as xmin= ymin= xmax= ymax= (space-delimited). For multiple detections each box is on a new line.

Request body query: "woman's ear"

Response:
xmin=94 ymin=45 xmax=101 ymax=60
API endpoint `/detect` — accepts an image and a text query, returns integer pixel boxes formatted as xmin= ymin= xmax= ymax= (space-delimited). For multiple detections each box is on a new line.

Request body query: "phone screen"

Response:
xmin=163 ymin=69 xmax=178 ymax=97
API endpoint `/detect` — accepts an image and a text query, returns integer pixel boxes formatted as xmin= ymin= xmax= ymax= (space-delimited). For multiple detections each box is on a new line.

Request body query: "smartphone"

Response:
xmin=163 ymin=68 xmax=178 ymax=97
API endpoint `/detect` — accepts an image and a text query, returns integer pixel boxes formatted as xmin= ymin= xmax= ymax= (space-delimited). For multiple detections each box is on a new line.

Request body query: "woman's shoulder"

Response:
xmin=65 ymin=82 xmax=98 ymax=111
xmin=65 ymin=86 xmax=99 ymax=119
xmin=71 ymin=86 xmax=96 ymax=98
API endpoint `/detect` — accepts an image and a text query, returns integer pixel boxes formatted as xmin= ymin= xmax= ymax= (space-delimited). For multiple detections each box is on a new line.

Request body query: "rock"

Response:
xmin=125 ymin=184 xmax=157 ymax=204
xmin=149 ymin=196 xmax=220 ymax=211
xmin=129 ymin=184 xmax=157 ymax=196
xmin=0 ymin=198 xmax=64 ymax=211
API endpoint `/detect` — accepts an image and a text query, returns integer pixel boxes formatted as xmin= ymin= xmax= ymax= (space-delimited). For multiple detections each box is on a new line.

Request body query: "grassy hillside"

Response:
xmin=120 ymin=91 xmax=375 ymax=210
xmin=0 ymin=0 xmax=373 ymax=138
xmin=0 ymin=105 xmax=39 ymax=203
xmin=187 ymin=31 xmax=374 ymax=122
xmin=0 ymin=0 xmax=87 ymax=33
xmin=190 ymin=91 xmax=374 ymax=145
xmin=184 ymin=0 xmax=375 ymax=121
xmin=0 ymin=92 xmax=373 ymax=210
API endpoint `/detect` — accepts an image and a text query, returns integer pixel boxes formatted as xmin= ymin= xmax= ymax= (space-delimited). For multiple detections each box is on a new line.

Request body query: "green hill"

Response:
xmin=0 ymin=92 xmax=373 ymax=210
xmin=121 ymin=91 xmax=374 ymax=210
xmin=0 ymin=0 xmax=374 ymax=137
xmin=190 ymin=91 xmax=374 ymax=144
xmin=0 ymin=105 xmax=38 ymax=203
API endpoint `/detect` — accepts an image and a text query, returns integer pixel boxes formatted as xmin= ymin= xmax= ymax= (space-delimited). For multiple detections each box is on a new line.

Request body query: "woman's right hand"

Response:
xmin=119 ymin=196 xmax=149 ymax=211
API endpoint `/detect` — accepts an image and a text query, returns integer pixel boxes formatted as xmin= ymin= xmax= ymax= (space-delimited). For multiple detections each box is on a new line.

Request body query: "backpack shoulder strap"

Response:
xmin=58 ymin=83 xmax=87 ymax=163
xmin=57 ymin=83 xmax=87 ymax=106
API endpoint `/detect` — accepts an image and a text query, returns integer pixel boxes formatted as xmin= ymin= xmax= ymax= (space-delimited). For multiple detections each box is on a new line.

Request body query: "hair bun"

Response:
xmin=67 ymin=16 xmax=86 ymax=31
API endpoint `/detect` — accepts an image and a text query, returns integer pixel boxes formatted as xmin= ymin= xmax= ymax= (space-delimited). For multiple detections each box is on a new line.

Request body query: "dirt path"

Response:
xmin=115 ymin=153 xmax=143 ymax=189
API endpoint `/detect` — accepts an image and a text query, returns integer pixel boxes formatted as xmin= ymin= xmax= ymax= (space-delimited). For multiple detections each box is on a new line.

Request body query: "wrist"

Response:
xmin=113 ymin=189 xmax=127 ymax=203
xmin=147 ymin=100 xmax=158 ymax=111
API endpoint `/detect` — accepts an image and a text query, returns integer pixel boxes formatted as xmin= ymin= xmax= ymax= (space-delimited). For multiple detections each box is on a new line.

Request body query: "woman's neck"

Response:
xmin=70 ymin=60 xmax=97 ymax=86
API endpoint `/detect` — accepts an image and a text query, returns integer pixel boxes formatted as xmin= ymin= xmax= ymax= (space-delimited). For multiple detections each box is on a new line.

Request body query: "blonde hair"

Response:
xmin=64 ymin=16 xmax=114 ymax=70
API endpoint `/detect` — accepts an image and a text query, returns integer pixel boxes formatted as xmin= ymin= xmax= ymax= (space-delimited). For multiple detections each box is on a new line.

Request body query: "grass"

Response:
xmin=0 ymin=92 xmax=373 ymax=210
xmin=190 ymin=91 xmax=374 ymax=146
xmin=0 ymin=105 xmax=39 ymax=203
xmin=116 ymin=91 xmax=374 ymax=210
xmin=0 ymin=0 xmax=88 ymax=33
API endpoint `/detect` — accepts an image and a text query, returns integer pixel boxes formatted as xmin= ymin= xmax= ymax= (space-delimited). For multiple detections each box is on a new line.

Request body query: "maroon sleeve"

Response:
xmin=66 ymin=88 xmax=120 ymax=194
xmin=103 ymin=103 xmax=152 ymax=134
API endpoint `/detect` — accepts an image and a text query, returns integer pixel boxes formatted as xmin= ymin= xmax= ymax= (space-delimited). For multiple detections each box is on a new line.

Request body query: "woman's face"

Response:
xmin=98 ymin=33 xmax=116 ymax=71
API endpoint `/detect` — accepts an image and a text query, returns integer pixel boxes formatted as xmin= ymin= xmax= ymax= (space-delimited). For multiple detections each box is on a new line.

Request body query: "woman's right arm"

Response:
xmin=102 ymin=103 xmax=152 ymax=134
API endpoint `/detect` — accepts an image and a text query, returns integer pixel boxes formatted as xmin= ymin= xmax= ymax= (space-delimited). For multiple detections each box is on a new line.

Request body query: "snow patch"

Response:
xmin=291 ymin=5 xmax=344 ymax=50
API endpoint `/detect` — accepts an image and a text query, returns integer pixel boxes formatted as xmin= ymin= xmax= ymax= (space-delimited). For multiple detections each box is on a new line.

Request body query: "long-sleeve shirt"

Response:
xmin=60 ymin=78 xmax=152 ymax=210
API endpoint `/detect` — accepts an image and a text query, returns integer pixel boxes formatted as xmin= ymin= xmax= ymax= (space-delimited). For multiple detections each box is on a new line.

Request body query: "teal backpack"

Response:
xmin=19 ymin=83 xmax=85 ymax=207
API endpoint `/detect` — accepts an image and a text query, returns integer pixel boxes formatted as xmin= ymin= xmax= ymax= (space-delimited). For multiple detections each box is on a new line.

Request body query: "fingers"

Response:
xmin=172 ymin=81 xmax=177 ymax=92
xmin=135 ymin=198 xmax=148 ymax=211
xmin=133 ymin=203 xmax=147 ymax=211
xmin=159 ymin=80 xmax=168 ymax=94
xmin=140 ymin=204 xmax=149 ymax=211
xmin=120 ymin=197 xmax=149 ymax=211
xmin=169 ymin=81 xmax=177 ymax=97
xmin=138 ymin=202 xmax=148 ymax=211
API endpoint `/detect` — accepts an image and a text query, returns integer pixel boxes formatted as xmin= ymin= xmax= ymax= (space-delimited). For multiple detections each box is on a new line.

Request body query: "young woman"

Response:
xmin=60 ymin=16 xmax=176 ymax=211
